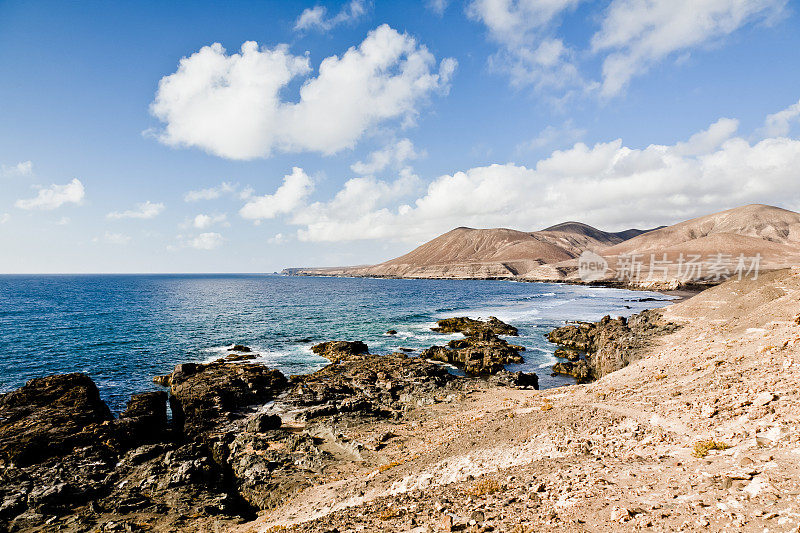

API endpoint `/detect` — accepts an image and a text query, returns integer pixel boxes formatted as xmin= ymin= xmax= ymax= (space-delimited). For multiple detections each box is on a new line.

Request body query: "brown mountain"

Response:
xmin=285 ymin=204 xmax=800 ymax=285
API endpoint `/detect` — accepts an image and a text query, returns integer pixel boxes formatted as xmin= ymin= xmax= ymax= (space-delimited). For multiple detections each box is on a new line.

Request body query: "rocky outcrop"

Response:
xmin=311 ymin=340 xmax=369 ymax=363
xmin=422 ymin=317 xmax=528 ymax=376
xmin=547 ymin=309 xmax=680 ymax=381
xmin=0 ymin=373 xmax=113 ymax=467
xmin=432 ymin=316 xmax=518 ymax=336
xmin=164 ymin=360 xmax=289 ymax=439
xmin=0 ymin=317 xmax=541 ymax=531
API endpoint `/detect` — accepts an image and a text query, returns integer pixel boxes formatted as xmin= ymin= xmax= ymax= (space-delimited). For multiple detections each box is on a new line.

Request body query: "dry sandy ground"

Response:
xmin=230 ymin=267 xmax=800 ymax=533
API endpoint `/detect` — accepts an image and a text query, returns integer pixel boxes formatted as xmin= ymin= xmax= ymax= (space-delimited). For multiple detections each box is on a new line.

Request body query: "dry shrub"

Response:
xmin=469 ymin=478 xmax=502 ymax=496
xmin=692 ymin=439 xmax=730 ymax=458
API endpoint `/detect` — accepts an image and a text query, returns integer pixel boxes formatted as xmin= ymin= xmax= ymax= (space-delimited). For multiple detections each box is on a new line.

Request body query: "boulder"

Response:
xmin=229 ymin=344 xmax=252 ymax=353
xmin=0 ymin=373 xmax=113 ymax=466
xmin=115 ymin=391 xmax=169 ymax=447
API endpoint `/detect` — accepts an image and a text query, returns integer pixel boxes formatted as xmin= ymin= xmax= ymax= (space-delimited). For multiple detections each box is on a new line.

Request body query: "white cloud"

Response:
xmin=100 ymin=231 xmax=131 ymax=245
xmin=150 ymin=25 xmax=456 ymax=160
xmin=0 ymin=213 xmax=9 ymax=224
xmin=56 ymin=217 xmax=70 ymax=225
xmin=240 ymin=167 xmax=315 ymax=220
xmin=295 ymin=0 xmax=367 ymax=32
xmin=107 ymin=201 xmax=165 ymax=220
xmin=592 ymin=0 xmax=786 ymax=97
xmin=15 ymin=178 xmax=85 ymax=210
xmin=184 ymin=182 xmax=238 ymax=202
xmin=427 ymin=0 xmax=449 ymax=16
xmin=469 ymin=0 xmax=785 ymax=98
xmin=189 ymin=232 xmax=223 ymax=250
xmin=1 ymin=160 xmax=33 ymax=177
xmin=351 ymin=138 xmax=421 ymax=175
xmin=516 ymin=120 xmax=587 ymax=152
xmin=268 ymin=233 xmax=287 ymax=244
xmin=192 ymin=213 xmax=227 ymax=229
xmin=467 ymin=0 xmax=586 ymax=92
xmin=762 ymin=98 xmax=800 ymax=137
xmin=258 ymin=111 xmax=800 ymax=242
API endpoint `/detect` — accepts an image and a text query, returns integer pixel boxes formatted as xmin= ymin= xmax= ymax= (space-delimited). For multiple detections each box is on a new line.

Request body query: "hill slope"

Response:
xmin=284 ymin=204 xmax=800 ymax=285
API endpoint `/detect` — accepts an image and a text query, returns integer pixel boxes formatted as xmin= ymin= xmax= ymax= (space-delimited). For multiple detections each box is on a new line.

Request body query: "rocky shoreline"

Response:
xmin=546 ymin=310 xmax=681 ymax=383
xmin=0 ymin=316 xmax=539 ymax=532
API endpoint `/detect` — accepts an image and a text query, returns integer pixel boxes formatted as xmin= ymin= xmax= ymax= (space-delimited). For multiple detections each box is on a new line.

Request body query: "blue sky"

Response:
xmin=2 ymin=0 xmax=800 ymax=273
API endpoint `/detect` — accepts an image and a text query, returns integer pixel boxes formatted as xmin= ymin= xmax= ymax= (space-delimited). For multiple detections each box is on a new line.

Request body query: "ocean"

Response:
xmin=0 ymin=274 xmax=673 ymax=412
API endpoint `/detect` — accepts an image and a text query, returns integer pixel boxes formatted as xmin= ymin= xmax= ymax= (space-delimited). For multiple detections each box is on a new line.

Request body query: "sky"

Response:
xmin=1 ymin=0 xmax=800 ymax=273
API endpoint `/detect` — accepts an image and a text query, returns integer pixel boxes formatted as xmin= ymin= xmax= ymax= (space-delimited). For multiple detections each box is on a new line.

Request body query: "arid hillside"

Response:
xmin=285 ymin=204 xmax=800 ymax=286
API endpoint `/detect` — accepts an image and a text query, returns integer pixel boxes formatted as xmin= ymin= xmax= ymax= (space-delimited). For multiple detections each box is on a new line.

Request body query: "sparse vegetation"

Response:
xmin=379 ymin=507 xmax=401 ymax=520
xmin=469 ymin=478 xmax=502 ymax=496
xmin=692 ymin=439 xmax=731 ymax=458
xmin=378 ymin=460 xmax=403 ymax=472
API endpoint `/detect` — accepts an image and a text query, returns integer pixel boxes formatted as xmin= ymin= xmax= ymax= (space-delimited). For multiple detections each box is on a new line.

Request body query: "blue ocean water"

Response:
xmin=0 ymin=275 xmax=673 ymax=412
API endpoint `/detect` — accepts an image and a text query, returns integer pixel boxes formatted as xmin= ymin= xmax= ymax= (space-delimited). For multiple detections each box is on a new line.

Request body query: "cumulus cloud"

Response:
xmin=15 ymin=178 xmax=85 ymax=210
xmin=189 ymin=232 xmax=223 ymax=250
xmin=253 ymin=108 xmax=800 ymax=243
xmin=240 ymin=167 xmax=314 ymax=221
xmin=150 ymin=25 xmax=456 ymax=160
xmin=762 ymin=98 xmax=800 ymax=137
xmin=1 ymin=160 xmax=33 ymax=177
xmin=591 ymin=0 xmax=786 ymax=97
xmin=107 ymin=201 xmax=165 ymax=220
xmin=192 ymin=213 xmax=227 ymax=229
xmin=0 ymin=213 xmax=9 ymax=224
xmin=294 ymin=0 xmax=367 ymax=32
xmin=184 ymin=182 xmax=239 ymax=202
xmin=351 ymin=139 xmax=420 ymax=175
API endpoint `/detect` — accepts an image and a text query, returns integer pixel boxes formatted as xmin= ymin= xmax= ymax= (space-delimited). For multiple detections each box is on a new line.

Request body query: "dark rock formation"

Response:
xmin=487 ymin=370 xmax=539 ymax=389
xmin=422 ymin=317 xmax=526 ymax=375
xmin=387 ymin=329 xmax=398 ymax=335
xmin=432 ymin=316 xmax=518 ymax=336
xmin=0 ymin=373 xmax=113 ymax=466
xmin=115 ymin=391 xmax=169 ymax=448
xmin=163 ymin=360 xmax=288 ymax=439
xmin=551 ymin=360 xmax=594 ymax=383
xmin=547 ymin=309 xmax=680 ymax=381
xmin=311 ymin=340 xmax=369 ymax=363
xmin=229 ymin=344 xmax=252 ymax=352
xmin=0 ymin=317 xmax=536 ymax=531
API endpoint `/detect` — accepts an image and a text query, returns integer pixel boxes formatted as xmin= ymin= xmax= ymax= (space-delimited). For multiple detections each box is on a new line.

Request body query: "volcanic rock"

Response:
xmin=0 ymin=373 xmax=113 ymax=466
xmin=311 ymin=340 xmax=369 ymax=363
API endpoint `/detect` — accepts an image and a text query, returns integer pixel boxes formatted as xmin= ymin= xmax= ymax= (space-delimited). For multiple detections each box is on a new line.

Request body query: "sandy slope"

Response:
xmin=240 ymin=268 xmax=800 ymax=532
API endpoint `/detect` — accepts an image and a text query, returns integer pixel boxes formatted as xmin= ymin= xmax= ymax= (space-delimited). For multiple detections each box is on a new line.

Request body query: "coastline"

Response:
xmin=3 ymin=270 xmax=799 ymax=531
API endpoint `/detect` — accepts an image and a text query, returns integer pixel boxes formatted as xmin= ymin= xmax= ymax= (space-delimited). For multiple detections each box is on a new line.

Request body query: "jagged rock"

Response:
xmin=488 ymin=370 xmax=539 ymax=389
xmin=552 ymin=360 xmax=594 ymax=383
xmin=432 ymin=316 xmax=518 ymax=336
xmin=547 ymin=310 xmax=680 ymax=380
xmin=0 ymin=373 xmax=113 ymax=466
xmin=422 ymin=317 xmax=525 ymax=375
xmin=246 ymin=413 xmax=282 ymax=433
xmin=554 ymin=347 xmax=582 ymax=361
xmin=115 ymin=391 xmax=169 ymax=448
xmin=387 ymin=329 xmax=398 ymax=335
xmin=166 ymin=361 xmax=288 ymax=439
xmin=229 ymin=345 xmax=252 ymax=352
xmin=311 ymin=341 xmax=369 ymax=363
